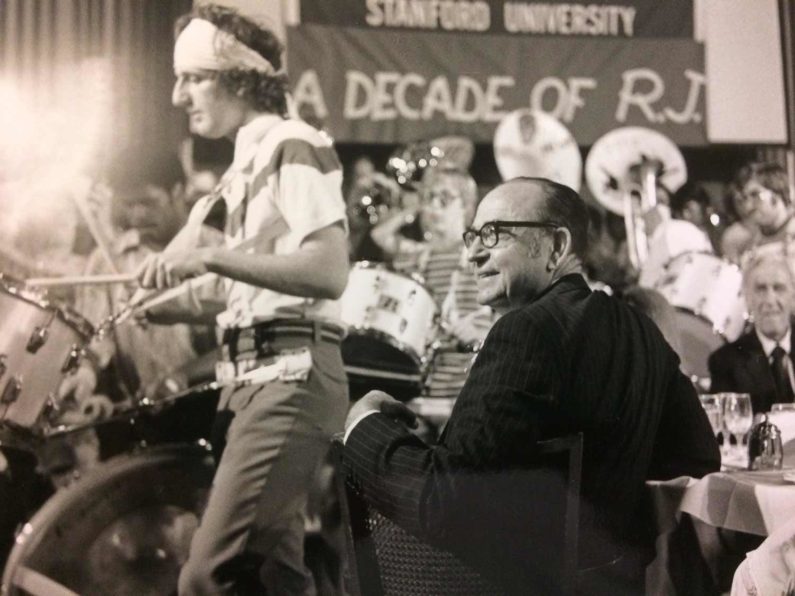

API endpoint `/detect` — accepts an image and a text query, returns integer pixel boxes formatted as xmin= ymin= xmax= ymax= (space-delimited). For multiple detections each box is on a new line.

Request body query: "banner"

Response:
xmin=287 ymin=25 xmax=707 ymax=145
xmin=299 ymin=0 xmax=694 ymax=38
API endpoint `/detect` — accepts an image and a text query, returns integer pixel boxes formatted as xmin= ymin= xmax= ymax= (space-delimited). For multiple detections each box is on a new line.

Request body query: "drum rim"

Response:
xmin=1 ymin=443 xmax=214 ymax=595
xmin=350 ymin=260 xmax=432 ymax=293
xmin=0 ymin=279 xmax=94 ymax=338
xmin=344 ymin=326 xmax=428 ymax=368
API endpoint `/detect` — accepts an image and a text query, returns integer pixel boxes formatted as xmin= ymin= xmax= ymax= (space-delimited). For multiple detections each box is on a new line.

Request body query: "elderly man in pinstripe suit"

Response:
xmin=343 ymin=177 xmax=720 ymax=595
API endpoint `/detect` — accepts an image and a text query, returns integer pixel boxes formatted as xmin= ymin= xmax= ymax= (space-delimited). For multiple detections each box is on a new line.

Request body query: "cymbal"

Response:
xmin=493 ymin=109 xmax=582 ymax=192
xmin=585 ymin=127 xmax=686 ymax=215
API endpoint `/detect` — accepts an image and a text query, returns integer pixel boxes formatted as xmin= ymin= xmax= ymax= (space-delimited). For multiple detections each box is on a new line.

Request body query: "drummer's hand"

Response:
xmin=345 ymin=390 xmax=418 ymax=433
xmin=79 ymin=394 xmax=114 ymax=421
xmin=136 ymin=249 xmax=210 ymax=289
xmin=449 ymin=310 xmax=490 ymax=348
xmin=57 ymin=364 xmax=98 ymax=404
xmin=142 ymin=371 xmax=188 ymax=402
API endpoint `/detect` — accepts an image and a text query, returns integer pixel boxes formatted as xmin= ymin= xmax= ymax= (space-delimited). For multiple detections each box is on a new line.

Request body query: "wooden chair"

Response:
xmin=332 ymin=433 xmax=583 ymax=596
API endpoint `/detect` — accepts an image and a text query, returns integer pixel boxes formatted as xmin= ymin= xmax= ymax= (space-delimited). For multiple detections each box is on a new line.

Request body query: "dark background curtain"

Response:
xmin=0 ymin=0 xmax=192 ymax=173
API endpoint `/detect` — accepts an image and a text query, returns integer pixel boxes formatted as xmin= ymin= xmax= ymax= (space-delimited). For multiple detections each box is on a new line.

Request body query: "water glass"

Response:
xmin=722 ymin=393 xmax=753 ymax=460
xmin=698 ymin=394 xmax=723 ymax=438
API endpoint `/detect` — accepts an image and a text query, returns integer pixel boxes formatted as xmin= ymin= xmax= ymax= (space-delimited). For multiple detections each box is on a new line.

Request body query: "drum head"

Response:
xmin=2 ymin=444 xmax=214 ymax=596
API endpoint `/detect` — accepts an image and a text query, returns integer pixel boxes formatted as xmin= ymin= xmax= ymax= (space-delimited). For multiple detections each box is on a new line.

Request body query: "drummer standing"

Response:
xmin=136 ymin=5 xmax=349 ymax=594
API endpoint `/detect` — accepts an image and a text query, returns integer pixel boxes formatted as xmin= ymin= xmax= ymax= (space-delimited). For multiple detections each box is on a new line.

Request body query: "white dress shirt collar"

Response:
xmin=756 ymin=328 xmax=792 ymax=359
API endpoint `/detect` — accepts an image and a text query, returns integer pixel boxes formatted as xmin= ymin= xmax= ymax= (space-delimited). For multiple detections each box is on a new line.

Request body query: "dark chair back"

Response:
xmin=332 ymin=433 xmax=583 ymax=596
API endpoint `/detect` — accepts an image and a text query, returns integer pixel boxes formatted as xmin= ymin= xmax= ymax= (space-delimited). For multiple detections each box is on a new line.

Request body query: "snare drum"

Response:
xmin=0 ymin=279 xmax=93 ymax=433
xmin=340 ymin=262 xmax=438 ymax=388
xmin=654 ymin=253 xmax=747 ymax=378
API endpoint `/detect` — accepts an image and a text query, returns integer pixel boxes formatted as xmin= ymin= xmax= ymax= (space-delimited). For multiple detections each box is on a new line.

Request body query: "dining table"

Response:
xmin=646 ymin=437 xmax=795 ymax=594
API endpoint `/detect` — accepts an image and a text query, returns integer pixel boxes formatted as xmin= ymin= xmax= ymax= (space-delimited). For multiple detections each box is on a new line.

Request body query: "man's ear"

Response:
xmin=548 ymin=227 xmax=572 ymax=269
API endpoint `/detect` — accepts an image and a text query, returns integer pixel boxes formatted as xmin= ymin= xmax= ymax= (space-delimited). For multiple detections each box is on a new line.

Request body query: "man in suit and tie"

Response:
xmin=709 ymin=249 xmax=795 ymax=413
xmin=343 ymin=177 xmax=720 ymax=595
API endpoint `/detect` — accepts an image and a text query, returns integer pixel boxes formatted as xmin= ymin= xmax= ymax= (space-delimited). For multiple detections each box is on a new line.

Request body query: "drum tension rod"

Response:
xmin=1 ymin=375 xmax=22 ymax=404
xmin=26 ymin=311 xmax=56 ymax=354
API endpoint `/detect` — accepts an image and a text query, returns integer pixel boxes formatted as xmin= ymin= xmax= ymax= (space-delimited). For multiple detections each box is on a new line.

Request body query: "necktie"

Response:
xmin=770 ymin=345 xmax=795 ymax=402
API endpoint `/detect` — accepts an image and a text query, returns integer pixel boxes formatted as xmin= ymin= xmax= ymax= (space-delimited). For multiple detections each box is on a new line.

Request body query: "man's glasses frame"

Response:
xmin=462 ymin=220 xmax=562 ymax=249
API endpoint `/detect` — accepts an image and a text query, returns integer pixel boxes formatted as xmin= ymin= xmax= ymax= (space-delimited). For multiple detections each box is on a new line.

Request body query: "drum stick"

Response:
xmin=119 ymin=219 xmax=288 ymax=323
xmin=70 ymin=176 xmax=120 ymax=275
xmin=25 ymin=273 xmax=137 ymax=287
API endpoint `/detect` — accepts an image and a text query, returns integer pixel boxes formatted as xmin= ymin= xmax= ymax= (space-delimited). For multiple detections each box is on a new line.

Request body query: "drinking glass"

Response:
xmin=698 ymin=394 xmax=723 ymax=439
xmin=722 ymin=393 xmax=753 ymax=461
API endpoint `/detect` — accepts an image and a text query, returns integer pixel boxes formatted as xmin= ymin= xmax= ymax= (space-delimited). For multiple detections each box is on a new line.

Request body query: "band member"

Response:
xmin=372 ymin=166 xmax=494 ymax=346
xmin=136 ymin=5 xmax=349 ymax=594
xmin=58 ymin=148 xmax=220 ymax=408
xmin=370 ymin=166 xmax=497 ymax=430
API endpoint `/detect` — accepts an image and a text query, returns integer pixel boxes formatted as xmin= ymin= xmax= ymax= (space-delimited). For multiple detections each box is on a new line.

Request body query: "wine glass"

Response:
xmin=698 ymin=394 xmax=723 ymax=439
xmin=722 ymin=393 xmax=753 ymax=463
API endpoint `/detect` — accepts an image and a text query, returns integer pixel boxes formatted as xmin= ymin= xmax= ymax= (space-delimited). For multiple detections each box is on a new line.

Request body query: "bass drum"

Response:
xmin=2 ymin=444 xmax=214 ymax=596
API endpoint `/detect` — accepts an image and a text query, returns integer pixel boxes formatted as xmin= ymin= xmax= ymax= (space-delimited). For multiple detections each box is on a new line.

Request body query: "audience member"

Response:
xmin=720 ymin=180 xmax=758 ymax=264
xmin=730 ymin=514 xmax=795 ymax=596
xmin=729 ymin=162 xmax=794 ymax=259
xmin=344 ymin=177 xmax=720 ymax=595
xmin=709 ymin=249 xmax=795 ymax=413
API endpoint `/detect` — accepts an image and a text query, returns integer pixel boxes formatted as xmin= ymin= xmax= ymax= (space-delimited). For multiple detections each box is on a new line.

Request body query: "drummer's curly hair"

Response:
xmin=733 ymin=161 xmax=791 ymax=205
xmin=174 ymin=4 xmax=288 ymax=116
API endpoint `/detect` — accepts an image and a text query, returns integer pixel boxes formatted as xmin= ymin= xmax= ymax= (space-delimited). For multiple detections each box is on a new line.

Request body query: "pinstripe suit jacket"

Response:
xmin=344 ymin=274 xmax=720 ymax=591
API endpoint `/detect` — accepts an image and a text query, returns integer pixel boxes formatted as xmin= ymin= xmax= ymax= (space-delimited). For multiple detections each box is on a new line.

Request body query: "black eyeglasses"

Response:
xmin=462 ymin=220 xmax=561 ymax=249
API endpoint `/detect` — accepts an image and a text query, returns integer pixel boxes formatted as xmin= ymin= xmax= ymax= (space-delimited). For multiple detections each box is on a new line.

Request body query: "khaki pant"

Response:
xmin=178 ymin=337 xmax=348 ymax=596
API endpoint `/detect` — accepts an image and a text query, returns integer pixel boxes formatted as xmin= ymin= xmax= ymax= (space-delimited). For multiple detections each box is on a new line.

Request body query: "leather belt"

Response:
xmin=222 ymin=319 xmax=345 ymax=361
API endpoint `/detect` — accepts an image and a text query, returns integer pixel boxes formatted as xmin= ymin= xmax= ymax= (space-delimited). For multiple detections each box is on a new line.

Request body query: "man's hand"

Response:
xmin=449 ymin=309 xmax=490 ymax=348
xmin=136 ymin=248 xmax=211 ymax=289
xmin=345 ymin=390 xmax=418 ymax=434
xmin=57 ymin=364 xmax=98 ymax=404
xmin=142 ymin=371 xmax=189 ymax=402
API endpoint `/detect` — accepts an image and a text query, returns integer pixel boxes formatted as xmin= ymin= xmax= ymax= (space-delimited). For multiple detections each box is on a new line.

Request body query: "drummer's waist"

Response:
xmin=221 ymin=318 xmax=345 ymax=362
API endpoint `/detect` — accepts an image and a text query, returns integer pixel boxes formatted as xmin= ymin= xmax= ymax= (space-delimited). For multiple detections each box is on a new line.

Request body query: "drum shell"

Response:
xmin=2 ymin=444 xmax=214 ymax=596
xmin=654 ymin=252 xmax=747 ymax=342
xmin=340 ymin=262 xmax=438 ymax=380
xmin=0 ymin=283 xmax=91 ymax=431
xmin=654 ymin=252 xmax=748 ymax=379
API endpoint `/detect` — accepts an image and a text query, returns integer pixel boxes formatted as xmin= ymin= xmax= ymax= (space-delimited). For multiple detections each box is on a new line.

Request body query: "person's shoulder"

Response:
xmin=256 ymin=119 xmax=339 ymax=171
xmin=495 ymin=276 xmax=590 ymax=330
xmin=710 ymin=329 xmax=756 ymax=361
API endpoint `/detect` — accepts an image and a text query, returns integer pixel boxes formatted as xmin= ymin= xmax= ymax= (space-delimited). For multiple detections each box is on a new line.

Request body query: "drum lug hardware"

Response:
xmin=62 ymin=345 xmax=83 ymax=374
xmin=364 ymin=305 xmax=375 ymax=324
xmin=42 ymin=393 xmax=61 ymax=422
xmin=399 ymin=318 xmax=408 ymax=334
xmin=26 ymin=325 xmax=49 ymax=353
xmin=0 ymin=354 xmax=6 ymax=379
xmin=1 ymin=375 xmax=22 ymax=404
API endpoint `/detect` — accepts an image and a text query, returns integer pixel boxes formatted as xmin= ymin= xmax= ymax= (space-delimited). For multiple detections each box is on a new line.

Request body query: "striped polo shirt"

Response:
xmin=215 ymin=114 xmax=347 ymax=329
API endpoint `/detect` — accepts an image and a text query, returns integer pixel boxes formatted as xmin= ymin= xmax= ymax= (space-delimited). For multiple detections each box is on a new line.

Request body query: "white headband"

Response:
xmin=174 ymin=18 xmax=277 ymax=75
